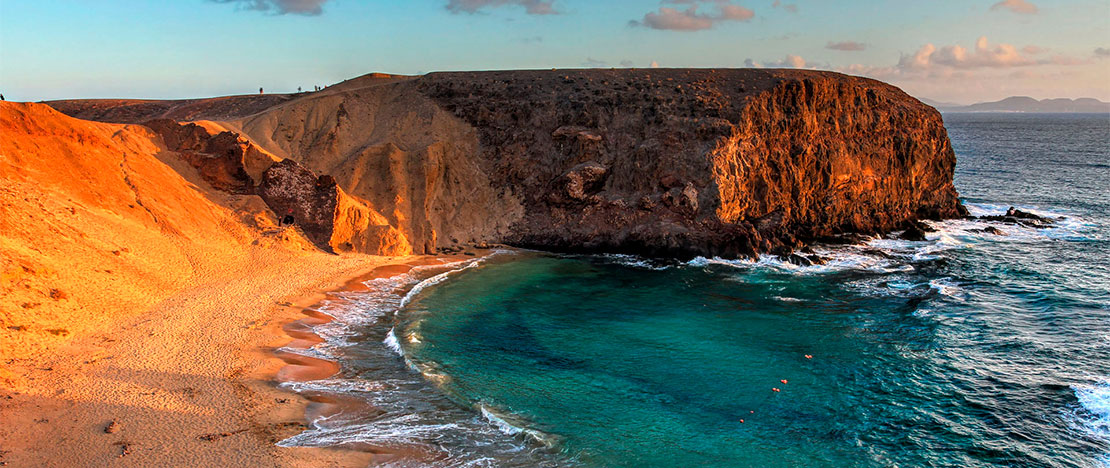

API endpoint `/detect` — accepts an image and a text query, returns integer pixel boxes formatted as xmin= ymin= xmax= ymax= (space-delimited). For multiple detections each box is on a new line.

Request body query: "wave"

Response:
xmin=479 ymin=404 xmax=563 ymax=449
xmin=398 ymin=250 xmax=512 ymax=308
xmin=597 ymin=253 xmax=673 ymax=270
xmin=1076 ymin=379 xmax=1110 ymax=438
xmin=1074 ymin=379 xmax=1110 ymax=467
xmin=685 ymin=202 xmax=1094 ymax=277
xmin=384 ymin=327 xmax=404 ymax=356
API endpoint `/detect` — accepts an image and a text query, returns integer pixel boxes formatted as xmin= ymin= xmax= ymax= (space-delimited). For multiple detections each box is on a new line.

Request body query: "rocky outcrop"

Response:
xmin=257 ymin=160 xmax=410 ymax=255
xmin=977 ymin=206 xmax=1057 ymax=228
xmin=54 ymin=69 xmax=967 ymax=259
xmin=145 ymin=119 xmax=275 ymax=194
xmin=144 ymin=119 xmax=409 ymax=256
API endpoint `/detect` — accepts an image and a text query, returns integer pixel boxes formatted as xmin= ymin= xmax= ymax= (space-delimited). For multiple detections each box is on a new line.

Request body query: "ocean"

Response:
xmin=280 ymin=113 xmax=1110 ymax=467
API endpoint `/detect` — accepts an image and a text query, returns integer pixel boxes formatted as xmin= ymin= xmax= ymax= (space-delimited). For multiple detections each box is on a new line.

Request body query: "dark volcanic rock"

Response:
xmin=416 ymin=68 xmax=965 ymax=258
xmin=977 ymin=206 xmax=1055 ymax=228
xmin=257 ymin=159 xmax=338 ymax=247
xmin=970 ymin=226 xmax=1007 ymax=236
xmin=899 ymin=223 xmax=928 ymax=241
xmin=257 ymin=160 xmax=410 ymax=255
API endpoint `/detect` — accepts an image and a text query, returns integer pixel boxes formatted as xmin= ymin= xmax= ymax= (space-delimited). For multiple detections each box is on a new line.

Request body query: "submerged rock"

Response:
xmin=977 ymin=206 xmax=1056 ymax=228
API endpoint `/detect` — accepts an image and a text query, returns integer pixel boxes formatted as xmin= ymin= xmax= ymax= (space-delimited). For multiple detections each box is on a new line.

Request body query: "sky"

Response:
xmin=1 ymin=0 xmax=1107 ymax=103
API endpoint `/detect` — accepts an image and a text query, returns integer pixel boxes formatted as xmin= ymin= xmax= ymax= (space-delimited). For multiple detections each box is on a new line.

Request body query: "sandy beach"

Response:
xmin=0 ymin=249 xmax=412 ymax=467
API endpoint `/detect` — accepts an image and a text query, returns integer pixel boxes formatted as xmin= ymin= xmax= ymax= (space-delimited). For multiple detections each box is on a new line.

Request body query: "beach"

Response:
xmin=0 ymin=248 xmax=409 ymax=467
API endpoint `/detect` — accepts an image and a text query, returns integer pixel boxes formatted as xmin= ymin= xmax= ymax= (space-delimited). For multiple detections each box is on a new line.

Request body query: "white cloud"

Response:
xmin=893 ymin=37 xmax=1076 ymax=71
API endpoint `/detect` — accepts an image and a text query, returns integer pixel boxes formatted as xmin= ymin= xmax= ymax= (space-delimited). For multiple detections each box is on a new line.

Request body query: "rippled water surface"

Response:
xmin=284 ymin=113 xmax=1110 ymax=467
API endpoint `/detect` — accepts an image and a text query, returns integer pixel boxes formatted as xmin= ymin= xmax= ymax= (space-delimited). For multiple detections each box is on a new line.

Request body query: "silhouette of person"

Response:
xmin=259 ymin=87 xmax=264 ymax=94
xmin=0 ymin=94 xmax=5 ymax=101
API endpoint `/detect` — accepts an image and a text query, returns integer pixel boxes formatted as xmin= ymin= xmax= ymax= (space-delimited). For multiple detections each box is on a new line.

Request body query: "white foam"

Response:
xmin=1076 ymin=380 xmax=1110 ymax=438
xmin=928 ymin=278 xmax=964 ymax=300
xmin=480 ymin=405 xmax=525 ymax=436
xmin=1074 ymin=379 xmax=1110 ymax=467
xmin=683 ymin=201 xmax=1096 ymax=278
xmin=600 ymin=253 xmax=672 ymax=270
xmin=478 ymin=404 xmax=561 ymax=449
xmin=399 ymin=255 xmax=499 ymax=308
xmin=384 ymin=327 xmax=404 ymax=356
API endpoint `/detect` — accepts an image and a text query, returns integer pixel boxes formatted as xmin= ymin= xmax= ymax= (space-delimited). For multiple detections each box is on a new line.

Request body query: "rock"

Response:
xmin=780 ymin=253 xmax=814 ymax=267
xmin=971 ymin=226 xmax=1007 ymax=236
xmin=557 ymin=161 xmax=609 ymax=203
xmin=899 ymin=223 xmax=928 ymax=241
xmin=661 ymin=183 xmax=699 ymax=216
xmin=104 ymin=420 xmax=119 ymax=434
xmin=257 ymin=159 xmax=412 ymax=256
xmin=144 ymin=120 xmax=275 ymax=194
xmin=977 ymin=207 xmax=1054 ymax=228
xmin=417 ymin=69 xmax=964 ymax=258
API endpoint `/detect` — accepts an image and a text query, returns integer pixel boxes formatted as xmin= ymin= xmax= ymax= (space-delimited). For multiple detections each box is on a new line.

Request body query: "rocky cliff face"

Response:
xmin=51 ymin=69 xmax=965 ymax=259
xmin=144 ymin=119 xmax=410 ymax=255
xmin=415 ymin=69 xmax=963 ymax=257
xmin=257 ymin=160 xmax=410 ymax=255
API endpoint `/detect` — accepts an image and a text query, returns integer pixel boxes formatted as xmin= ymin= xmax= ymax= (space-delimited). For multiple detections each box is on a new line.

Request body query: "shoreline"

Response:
xmin=264 ymin=255 xmax=471 ymax=466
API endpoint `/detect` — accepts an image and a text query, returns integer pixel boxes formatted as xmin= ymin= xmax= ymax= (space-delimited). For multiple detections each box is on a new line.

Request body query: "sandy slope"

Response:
xmin=0 ymin=102 xmax=402 ymax=466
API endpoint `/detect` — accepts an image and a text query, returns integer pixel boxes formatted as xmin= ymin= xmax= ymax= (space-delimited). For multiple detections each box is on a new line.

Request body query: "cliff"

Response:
xmin=48 ymin=69 xmax=966 ymax=259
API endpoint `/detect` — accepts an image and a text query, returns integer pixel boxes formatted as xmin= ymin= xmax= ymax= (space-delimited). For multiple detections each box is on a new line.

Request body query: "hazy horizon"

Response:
xmin=2 ymin=0 xmax=1108 ymax=103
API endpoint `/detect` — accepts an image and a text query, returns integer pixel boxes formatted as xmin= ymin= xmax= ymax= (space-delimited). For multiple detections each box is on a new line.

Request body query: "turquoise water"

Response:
xmin=283 ymin=114 xmax=1110 ymax=467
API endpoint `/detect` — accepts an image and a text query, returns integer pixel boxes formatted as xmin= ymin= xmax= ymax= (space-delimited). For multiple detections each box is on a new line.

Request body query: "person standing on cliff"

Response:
xmin=1 ymin=94 xmax=5 ymax=101
xmin=259 ymin=87 xmax=264 ymax=95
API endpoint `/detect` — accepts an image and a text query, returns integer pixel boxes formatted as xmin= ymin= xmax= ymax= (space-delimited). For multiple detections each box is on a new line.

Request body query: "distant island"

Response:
xmin=923 ymin=96 xmax=1110 ymax=113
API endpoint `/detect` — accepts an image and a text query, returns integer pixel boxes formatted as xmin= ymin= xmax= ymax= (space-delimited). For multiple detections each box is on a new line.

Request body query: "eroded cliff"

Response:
xmin=50 ymin=69 xmax=966 ymax=259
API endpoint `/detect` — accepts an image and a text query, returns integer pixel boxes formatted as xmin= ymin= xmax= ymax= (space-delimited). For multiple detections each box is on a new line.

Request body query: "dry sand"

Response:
xmin=0 ymin=248 xmax=410 ymax=467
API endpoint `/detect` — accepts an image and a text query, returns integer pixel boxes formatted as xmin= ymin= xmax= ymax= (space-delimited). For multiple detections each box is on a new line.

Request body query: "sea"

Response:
xmin=279 ymin=113 xmax=1110 ymax=468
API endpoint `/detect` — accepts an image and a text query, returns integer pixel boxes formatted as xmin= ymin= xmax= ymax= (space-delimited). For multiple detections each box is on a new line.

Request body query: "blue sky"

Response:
xmin=1 ymin=0 xmax=1107 ymax=103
